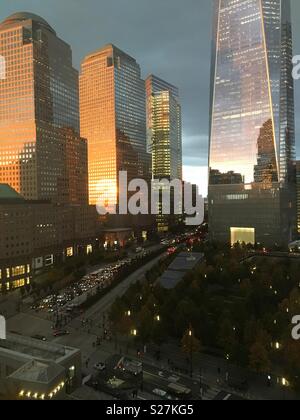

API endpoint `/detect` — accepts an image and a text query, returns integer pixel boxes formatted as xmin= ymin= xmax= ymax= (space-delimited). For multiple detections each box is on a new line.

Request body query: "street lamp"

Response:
xmin=189 ymin=327 xmax=193 ymax=378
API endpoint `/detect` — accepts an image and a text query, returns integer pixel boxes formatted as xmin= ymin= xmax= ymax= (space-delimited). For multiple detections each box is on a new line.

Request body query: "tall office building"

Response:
xmin=208 ymin=0 xmax=296 ymax=246
xmin=80 ymin=44 xmax=150 ymax=208
xmin=146 ymin=75 xmax=182 ymax=232
xmin=296 ymin=161 xmax=300 ymax=235
xmin=0 ymin=13 xmax=86 ymax=203
xmin=146 ymin=75 xmax=182 ymax=181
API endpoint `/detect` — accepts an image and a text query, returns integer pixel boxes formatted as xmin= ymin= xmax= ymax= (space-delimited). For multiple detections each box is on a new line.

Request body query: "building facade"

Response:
xmin=0 ymin=333 xmax=81 ymax=400
xmin=80 ymin=44 xmax=150 ymax=209
xmin=0 ymin=13 xmax=85 ymax=204
xmin=0 ymin=184 xmax=98 ymax=292
xmin=296 ymin=161 xmax=300 ymax=235
xmin=146 ymin=75 xmax=182 ymax=180
xmin=146 ymin=75 xmax=183 ymax=232
xmin=208 ymin=0 xmax=296 ymax=246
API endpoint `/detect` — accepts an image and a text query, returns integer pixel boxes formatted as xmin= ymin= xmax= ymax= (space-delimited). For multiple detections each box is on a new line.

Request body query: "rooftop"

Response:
xmin=168 ymin=252 xmax=205 ymax=272
xmin=1 ymin=12 xmax=56 ymax=34
xmin=0 ymin=333 xmax=79 ymax=363
xmin=9 ymin=360 xmax=64 ymax=384
xmin=0 ymin=184 xmax=24 ymax=202
xmin=159 ymin=252 xmax=204 ymax=289
xmin=82 ymin=44 xmax=137 ymax=64
xmin=159 ymin=270 xmax=185 ymax=290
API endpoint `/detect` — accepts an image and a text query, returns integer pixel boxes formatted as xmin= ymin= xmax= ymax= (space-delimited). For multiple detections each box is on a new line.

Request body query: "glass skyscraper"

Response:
xmin=146 ymin=75 xmax=183 ymax=232
xmin=208 ymin=0 xmax=296 ymax=246
xmin=146 ymin=75 xmax=182 ymax=181
xmin=80 ymin=44 xmax=150 ymax=208
xmin=0 ymin=13 xmax=85 ymax=203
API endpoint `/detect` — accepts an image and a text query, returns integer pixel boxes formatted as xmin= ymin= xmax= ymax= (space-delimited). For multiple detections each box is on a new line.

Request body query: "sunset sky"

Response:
xmin=1 ymin=0 xmax=300 ymax=197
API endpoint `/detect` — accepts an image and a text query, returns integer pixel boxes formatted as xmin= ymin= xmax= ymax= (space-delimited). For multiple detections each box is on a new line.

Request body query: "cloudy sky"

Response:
xmin=1 ymin=0 xmax=300 ymax=196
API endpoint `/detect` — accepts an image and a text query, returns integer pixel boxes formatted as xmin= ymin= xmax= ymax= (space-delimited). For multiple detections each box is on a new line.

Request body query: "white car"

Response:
xmin=153 ymin=389 xmax=167 ymax=398
xmin=168 ymin=375 xmax=180 ymax=383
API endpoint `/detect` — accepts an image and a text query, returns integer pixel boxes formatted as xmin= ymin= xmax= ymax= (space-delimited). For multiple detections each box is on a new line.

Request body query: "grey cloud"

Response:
xmin=1 ymin=0 xmax=300 ymax=168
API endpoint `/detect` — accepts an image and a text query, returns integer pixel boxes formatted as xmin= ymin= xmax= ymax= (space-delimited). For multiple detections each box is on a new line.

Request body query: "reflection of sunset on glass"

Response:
xmin=209 ymin=0 xmax=296 ymax=247
xmin=0 ymin=0 xmax=300 ymax=403
xmin=95 ymin=178 xmax=118 ymax=211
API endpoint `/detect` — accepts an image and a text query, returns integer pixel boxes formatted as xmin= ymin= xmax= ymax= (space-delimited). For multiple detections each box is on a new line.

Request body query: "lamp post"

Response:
xmin=125 ymin=310 xmax=132 ymax=354
xmin=189 ymin=327 xmax=193 ymax=378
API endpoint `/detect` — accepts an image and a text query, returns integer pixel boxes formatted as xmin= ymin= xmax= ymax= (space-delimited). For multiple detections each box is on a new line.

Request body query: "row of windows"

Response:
xmin=0 ymin=264 xmax=30 ymax=280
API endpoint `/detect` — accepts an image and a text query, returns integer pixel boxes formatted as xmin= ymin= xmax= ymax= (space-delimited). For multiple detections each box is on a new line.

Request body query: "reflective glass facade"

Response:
xmin=209 ymin=0 xmax=296 ymax=245
xmin=146 ymin=75 xmax=182 ymax=181
xmin=0 ymin=13 xmax=82 ymax=202
xmin=146 ymin=75 xmax=183 ymax=232
xmin=80 ymin=45 xmax=150 ymax=207
xmin=296 ymin=161 xmax=300 ymax=234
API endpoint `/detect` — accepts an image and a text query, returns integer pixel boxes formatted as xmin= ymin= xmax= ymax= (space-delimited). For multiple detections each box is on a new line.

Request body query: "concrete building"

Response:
xmin=0 ymin=333 xmax=81 ymax=400
xmin=0 ymin=184 xmax=98 ymax=292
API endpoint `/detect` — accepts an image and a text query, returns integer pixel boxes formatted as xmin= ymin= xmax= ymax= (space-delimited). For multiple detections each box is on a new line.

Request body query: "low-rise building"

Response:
xmin=0 ymin=184 xmax=98 ymax=292
xmin=0 ymin=333 xmax=81 ymax=400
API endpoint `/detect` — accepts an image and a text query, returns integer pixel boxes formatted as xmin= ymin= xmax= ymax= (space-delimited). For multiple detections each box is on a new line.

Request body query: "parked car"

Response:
xmin=31 ymin=334 xmax=47 ymax=342
xmin=153 ymin=389 xmax=167 ymax=398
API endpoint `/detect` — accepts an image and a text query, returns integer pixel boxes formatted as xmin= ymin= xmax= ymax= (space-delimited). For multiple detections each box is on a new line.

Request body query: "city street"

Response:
xmin=6 ymin=250 xmax=167 ymax=358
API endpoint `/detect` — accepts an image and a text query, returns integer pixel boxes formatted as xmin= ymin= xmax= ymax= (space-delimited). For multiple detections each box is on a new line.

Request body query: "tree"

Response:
xmin=249 ymin=342 xmax=271 ymax=374
xmin=109 ymin=297 xmax=125 ymax=324
xmin=181 ymin=326 xmax=202 ymax=377
xmin=283 ymin=341 xmax=300 ymax=391
xmin=181 ymin=327 xmax=202 ymax=355
xmin=151 ymin=321 xmax=166 ymax=348
xmin=217 ymin=318 xmax=238 ymax=357
xmin=115 ymin=315 xmax=133 ymax=336
xmin=138 ymin=306 xmax=154 ymax=345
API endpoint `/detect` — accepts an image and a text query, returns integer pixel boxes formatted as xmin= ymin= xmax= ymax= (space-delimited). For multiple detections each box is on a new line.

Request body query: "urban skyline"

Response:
xmin=0 ymin=13 xmax=87 ymax=204
xmin=1 ymin=0 xmax=300 ymax=403
xmin=1 ymin=0 xmax=300 ymax=198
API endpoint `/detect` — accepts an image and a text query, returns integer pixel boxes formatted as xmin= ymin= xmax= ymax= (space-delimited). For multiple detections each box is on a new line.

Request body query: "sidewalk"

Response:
xmin=95 ymin=337 xmax=299 ymax=401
